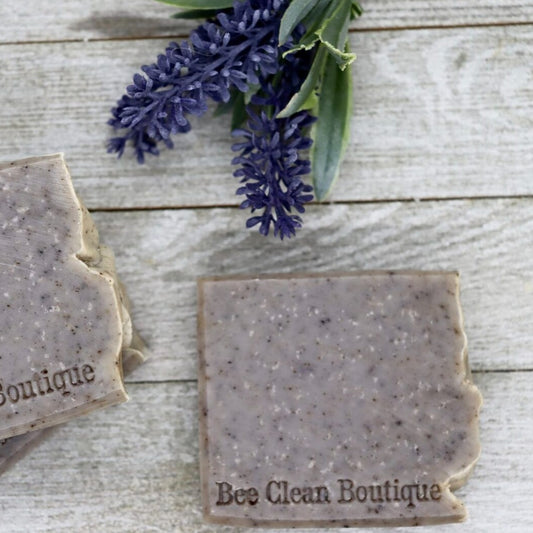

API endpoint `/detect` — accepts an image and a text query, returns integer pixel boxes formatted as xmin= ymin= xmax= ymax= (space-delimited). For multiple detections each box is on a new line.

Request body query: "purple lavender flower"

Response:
xmin=108 ymin=0 xmax=288 ymax=163
xmin=232 ymin=110 xmax=314 ymax=239
xmin=231 ymin=50 xmax=316 ymax=239
xmin=108 ymin=0 xmax=317 ymax=239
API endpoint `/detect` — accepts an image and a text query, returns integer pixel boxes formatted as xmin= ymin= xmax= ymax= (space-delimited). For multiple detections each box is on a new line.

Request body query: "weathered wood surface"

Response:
xmin=1 ymin=0 xmax=532 ymax=530
xmin=87 ymin=200 xmax=533 ymax=381
xmin=2 ymin=0 xmax=532 ymax=44
xmin=0 ymin=371 xmax=531 ymax=532
xmin=0 ymin=26 xmax=532 ymax=208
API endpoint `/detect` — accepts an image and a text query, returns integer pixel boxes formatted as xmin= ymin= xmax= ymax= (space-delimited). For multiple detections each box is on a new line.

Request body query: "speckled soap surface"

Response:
xmin=0 ymin=328 xmax=145 ymax=476
xmin=0 ymin=154 xmax=144 ymax=440
xmin=0 ymin=336 xmax=143 ymax=474
xmin=197 ymin=272 xmax=482 ymax=527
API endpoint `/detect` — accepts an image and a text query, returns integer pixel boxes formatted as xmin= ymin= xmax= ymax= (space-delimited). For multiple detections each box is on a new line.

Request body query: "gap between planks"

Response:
xmin=2 ymin=20 xmax=532 ymax=47
xmin=88 ymin=194 xmax=533 ymax=214
xmin=3 ymin=26 xmax=531 ymax=206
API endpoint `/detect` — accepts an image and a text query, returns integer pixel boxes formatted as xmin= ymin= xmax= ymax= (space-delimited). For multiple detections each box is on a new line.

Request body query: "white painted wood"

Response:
xmin=0 ymin=27 xmax=531 ymax=208
xmin=1 ymin=0 xmax=532 ymax=44
xmin=79 ymin=199 xmax=533 ymax=382
xmin=1 ymin=1 xmax=531 ymax=528
xmin=0 ymin=371 xmax=531 ymax=532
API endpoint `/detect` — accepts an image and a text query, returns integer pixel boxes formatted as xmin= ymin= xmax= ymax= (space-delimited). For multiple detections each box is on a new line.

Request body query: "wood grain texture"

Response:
xmin=80 ymin=199 xmax=533 ymax=382
xmin=1 ymin=1 xmax=532 ymax=529
xmin=0 ymin=371 xmax=531 ymax=532
xmin=0 ymin=27 xmax=531 ymax=208
xmin=1 ymin=0 xmax=532 ymax=44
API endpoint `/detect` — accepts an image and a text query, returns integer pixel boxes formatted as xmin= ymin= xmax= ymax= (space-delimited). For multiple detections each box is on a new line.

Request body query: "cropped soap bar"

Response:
xmin=0 ymin=330 xmax=145 ymax=475
xmin=197 ymin=272 xmax=482 ymax=527
xmin=0 ymin=154 xmax=144 ymax=440
xmin=0 ymin=242 xmax=145 ymax=475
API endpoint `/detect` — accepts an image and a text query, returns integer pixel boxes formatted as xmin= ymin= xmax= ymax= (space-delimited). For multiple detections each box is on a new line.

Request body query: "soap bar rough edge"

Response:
xmin=197 ymin=271 xmax=482 ymax=528
xmin=0 ymin=154 xmax=145 ymax=439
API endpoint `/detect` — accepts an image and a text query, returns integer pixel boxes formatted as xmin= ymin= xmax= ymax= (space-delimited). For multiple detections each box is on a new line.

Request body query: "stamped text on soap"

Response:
xmin=216 ymin=479 xmax=442 ymax=509
xmin=0 ymin=363 xmax=96 ymax=406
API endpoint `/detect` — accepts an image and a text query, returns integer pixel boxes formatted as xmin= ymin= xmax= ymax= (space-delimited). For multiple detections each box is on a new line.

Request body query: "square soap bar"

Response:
xmin=197 ymin=272 xmax=482 ymax=527
xmin=0 ymin=154 xmax=144 ymax=440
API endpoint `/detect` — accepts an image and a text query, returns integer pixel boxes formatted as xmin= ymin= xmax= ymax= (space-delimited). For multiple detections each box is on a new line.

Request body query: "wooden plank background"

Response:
xmin=1 ymin=27 xmax=532 ymax=207
xmin=3 ymin=0 xmax=533 ymax=44
xmin=0 ymin=0 xmax=532 ymax=531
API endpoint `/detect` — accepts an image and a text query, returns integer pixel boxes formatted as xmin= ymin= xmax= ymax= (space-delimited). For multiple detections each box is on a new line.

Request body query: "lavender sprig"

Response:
xmin=108 ymin=0 xmax=287 ymax=163
xmin=232 ymin=109 xmax=314 ymax=239
xmin=231 ymin=51 xmax=315 ymax=239
xmin=108 ymin=0 xmax=361 ymax=238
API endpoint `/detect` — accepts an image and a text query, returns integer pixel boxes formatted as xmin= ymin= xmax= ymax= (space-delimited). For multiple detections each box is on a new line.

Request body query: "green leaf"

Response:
xmin=282 ymin=33 xmax=319 ymax=57
xmin=213 ymin=98 xmax=235 ymax=118
xmin=351 ymin=1 xmax=363 ymax=18
xmin=319 ymin=0 xmax=350 ymax=47
xmin=301 ymin=0 xmax=335 ymax=29
xmin=311 ymin=51 xmax=352 ymax=201
xmin=230 ymin=92 xmax=247 ymax=130
xmin=155 ymin=0 xmax=233 ymax=10
xmin=171 ymin=8 xmax=221 ymax=19
xmin=316 ymin=0 xmax=355 ymax=70
xmin=279 ymin=0 xmax=320 ymax=45
xmin=282 ymin=0 xmax=333 ymax=56
xmin=277 ymin=46 xmax=326 ymax=118
xmin=212 ymin=91 xmax=247 ymax=129
xmin=323 ymin=44 xmax=356 ymax=70
xmin=244 ymin=83 xmax=261 ymax=104
xmin=300 ymin=89 xmax=319 ymax=113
